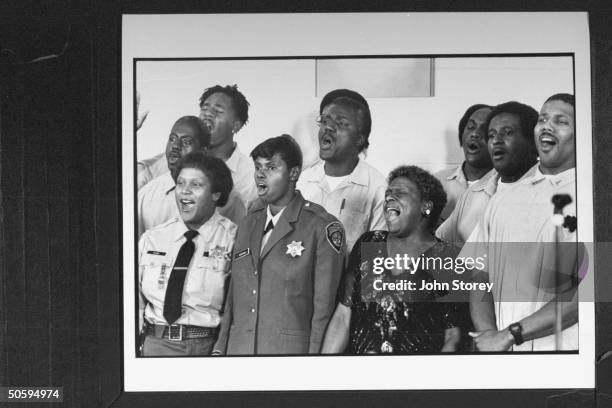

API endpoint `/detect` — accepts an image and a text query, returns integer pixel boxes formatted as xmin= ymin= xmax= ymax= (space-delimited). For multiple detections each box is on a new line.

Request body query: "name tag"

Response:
xmin=146 ymin=250 xmax=166 ymax=256
xmin=235 ymin=248 xmax=250 ymax=260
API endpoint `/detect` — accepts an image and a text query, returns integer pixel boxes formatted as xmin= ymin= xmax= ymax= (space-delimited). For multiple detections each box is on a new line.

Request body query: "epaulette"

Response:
xmin=302 ymin=200 xmax=339 ymax=226
xmin=217 ymin=214 xmax=238 ymax=232
xmin=150 ymin=217 xmax=180 ymax=231
xmin=246 ymin=198 xmax=266 ymax=215
xmin=302 ymin=200 xmax=326 ymax=215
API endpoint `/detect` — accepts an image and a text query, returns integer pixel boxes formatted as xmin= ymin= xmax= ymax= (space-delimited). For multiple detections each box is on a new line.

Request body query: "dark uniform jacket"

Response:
xmin=214 ymin=191 xmax=346 ymax=355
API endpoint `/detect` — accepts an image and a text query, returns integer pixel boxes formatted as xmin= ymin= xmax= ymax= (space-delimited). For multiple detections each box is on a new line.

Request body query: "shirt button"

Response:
xmin=252 ymin=289 xmax=257 ymax=295
xmin=250 ymin=308 xmax=256 ymax=313
xmin=253 ymin=270 xmax=258 ymax=275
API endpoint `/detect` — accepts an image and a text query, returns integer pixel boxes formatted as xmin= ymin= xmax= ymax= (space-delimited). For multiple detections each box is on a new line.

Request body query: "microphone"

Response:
xmin=551 ymin=194 xmax=576 ymax=232
xmin=552 ymin=194 xmax=572 ymax=214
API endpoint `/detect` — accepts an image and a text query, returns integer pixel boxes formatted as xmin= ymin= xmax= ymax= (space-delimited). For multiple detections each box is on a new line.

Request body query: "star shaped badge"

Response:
xmin=286 ymin=241 xmax=305 ymax=257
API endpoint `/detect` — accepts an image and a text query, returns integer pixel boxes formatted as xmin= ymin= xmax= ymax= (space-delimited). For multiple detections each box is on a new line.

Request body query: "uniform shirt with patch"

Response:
xmin=138 ymin=211 xmax=237 ymax=329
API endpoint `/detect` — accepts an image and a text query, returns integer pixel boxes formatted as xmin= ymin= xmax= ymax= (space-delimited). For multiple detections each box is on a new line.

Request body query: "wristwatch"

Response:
xmin=508 ymin=322 xmax=524 ymax=346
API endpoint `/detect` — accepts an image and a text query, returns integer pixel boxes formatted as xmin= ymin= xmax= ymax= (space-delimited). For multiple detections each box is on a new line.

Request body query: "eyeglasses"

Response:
xmin=315 ymin=114 xmax=352 ymax=130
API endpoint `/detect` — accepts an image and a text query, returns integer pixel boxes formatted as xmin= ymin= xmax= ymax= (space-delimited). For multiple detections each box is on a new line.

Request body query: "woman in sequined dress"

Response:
xmin=322 ymin=165 xmax=465 ymax=354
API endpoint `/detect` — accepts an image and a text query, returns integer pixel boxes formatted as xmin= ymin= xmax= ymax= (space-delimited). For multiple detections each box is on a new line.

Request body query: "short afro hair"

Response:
xmin=483 ymin=101 xmax=538 ymax=149
xmin=320 ymin=89 xmax=371 ymax=148
xmin=457 ymin=104 xmax=492 ymax=146
xmin=199 ymin=84 xmax=250 ymax=128
xmin=387 ymin=165 xmax=447 ymax=232
xmin=544 ymin=93 xmax=575 ymax=108
xmin=175 ymin=150 xmax=234 ymax=207
xmin=250 ymin=134 xmax=303 ymax=171
xmin=173 ymin=115 xmax=210 ymax=148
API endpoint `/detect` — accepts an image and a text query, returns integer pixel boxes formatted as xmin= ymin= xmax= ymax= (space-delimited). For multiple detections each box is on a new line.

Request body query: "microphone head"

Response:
xmin=552 ymin=194 xmax=572 ymax=212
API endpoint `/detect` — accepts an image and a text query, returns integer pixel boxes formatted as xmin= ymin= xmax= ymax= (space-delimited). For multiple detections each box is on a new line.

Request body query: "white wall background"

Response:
xmin=136 ymin=56 xmax=573 ymax=178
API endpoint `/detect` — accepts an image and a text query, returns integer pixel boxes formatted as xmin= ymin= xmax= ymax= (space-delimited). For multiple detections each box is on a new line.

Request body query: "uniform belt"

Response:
xmin=145 ymin=323 xmax=219 ymax=341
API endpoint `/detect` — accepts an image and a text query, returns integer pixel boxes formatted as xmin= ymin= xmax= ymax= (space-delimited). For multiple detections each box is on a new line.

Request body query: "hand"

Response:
xmin=441 ymin=326 xmax=460 ymax=352
xmin=469 ymin=329 xmax=513 ymax=351
xmin=136 ymin=91 xmax=150 ymax=130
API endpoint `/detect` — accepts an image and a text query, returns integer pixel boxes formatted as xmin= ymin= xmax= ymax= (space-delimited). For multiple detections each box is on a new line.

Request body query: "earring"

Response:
xmin=423 ymin=209 xmax=431 ymax=217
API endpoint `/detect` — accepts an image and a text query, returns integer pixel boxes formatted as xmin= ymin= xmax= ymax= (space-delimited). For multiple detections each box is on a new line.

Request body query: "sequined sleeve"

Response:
xmin=424 ymin=240 xmax=466 ymax=331
xmin=440 ymin=301 xmax=463 ymax=329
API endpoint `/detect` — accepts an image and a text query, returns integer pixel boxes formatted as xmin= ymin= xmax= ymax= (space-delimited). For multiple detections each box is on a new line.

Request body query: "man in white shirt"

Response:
xmin=198 ymin=84 xmax=257 ymax=206
xmin=464 ymin=93 xmax=579 ymax=351
xmin=297 ymin=89 xmax=386 ymax=252
xmin=137 ymin=85 xmax=257 ymax=208
xmin=434 ymin=104 xmax=494 ymax=221
xmin=138 ymin=116 xmax=245 ymax=236
xmin=437 ymin=101 xmax=539 ymax=245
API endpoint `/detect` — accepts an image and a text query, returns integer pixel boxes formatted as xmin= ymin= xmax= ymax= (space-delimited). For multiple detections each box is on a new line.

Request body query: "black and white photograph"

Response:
xmin=8 ymin=4 xmax=612 ymax=406
xmin=122 ymin=13 xmax=595 ymax=392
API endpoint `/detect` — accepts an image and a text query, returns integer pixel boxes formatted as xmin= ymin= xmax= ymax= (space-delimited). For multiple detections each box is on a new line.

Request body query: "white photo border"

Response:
xmin=122 ymin=12 xmax=594 ymax=391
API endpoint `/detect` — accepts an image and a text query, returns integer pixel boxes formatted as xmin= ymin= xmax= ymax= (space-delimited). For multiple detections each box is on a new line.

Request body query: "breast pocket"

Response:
xmin=339 ymin=207 xmax=368 ymax=248
xmin=139 ymin=254 xmax=171 ymax=300
xmin=189 ymin=256 xmax=230 ymax=308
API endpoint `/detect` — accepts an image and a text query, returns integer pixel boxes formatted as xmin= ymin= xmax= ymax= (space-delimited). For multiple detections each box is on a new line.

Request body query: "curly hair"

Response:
xmin=457 ymin=104 xmax=492 ymax=146
xmin=175 ymin=150 xmax=234 ymax=207
xmin=198 ymin=84 xmax=250 ymax=128
xmin=387 ymin=165 xmax=447 ymax=232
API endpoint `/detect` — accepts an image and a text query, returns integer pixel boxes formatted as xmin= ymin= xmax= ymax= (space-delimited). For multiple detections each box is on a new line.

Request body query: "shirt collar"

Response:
xmin=471 ymin=169 xmax=499 ymax=195
xmin=160 ymin=172 xmax=176 ymax=195
xmin=346 ymin=158 xmax=369 ymax=187
xmin=530 ymin=165 xmax=576 ymax=187
xmin=446 ymin=163 xmax=467 ymax=184
xmin=172 ymin=210 xmax=223 ymax=242
xmin=265 ymin=205 xmax=286 ymax=227
xmin=303 ymin=158 xmax=369 ymax=187
xmin=224 ymin=142 xmax=241 ymax=173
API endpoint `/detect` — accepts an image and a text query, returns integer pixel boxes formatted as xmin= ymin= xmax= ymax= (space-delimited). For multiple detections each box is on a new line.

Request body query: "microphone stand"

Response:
xmin=551 ymin=194 xmax=572 ymax=350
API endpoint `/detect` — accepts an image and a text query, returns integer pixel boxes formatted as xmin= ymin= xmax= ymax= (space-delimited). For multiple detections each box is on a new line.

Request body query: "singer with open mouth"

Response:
xmin=464 ymin=94 xmax=580 ymax=352
xmin=137 ymin=151 xmax=237 ymax=356
xmin=322 ymin=165 xmax=466 ymax=354
xmin=434 ymin=104 xmax=494 ymax=221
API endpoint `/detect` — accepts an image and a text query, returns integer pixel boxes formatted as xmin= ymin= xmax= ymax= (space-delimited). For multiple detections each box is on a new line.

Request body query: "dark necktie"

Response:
xmin=163 ymin=230 xmax=198 ymax=325
xmin=263 ymin=220 xmax=274 ymax=235
xmin=260 ymin=220 xmax=275 ymax=254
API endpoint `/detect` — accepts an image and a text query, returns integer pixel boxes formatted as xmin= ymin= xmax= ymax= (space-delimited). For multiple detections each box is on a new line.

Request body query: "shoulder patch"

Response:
xmin=325 ymin=221 xmax=344 ymax=254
